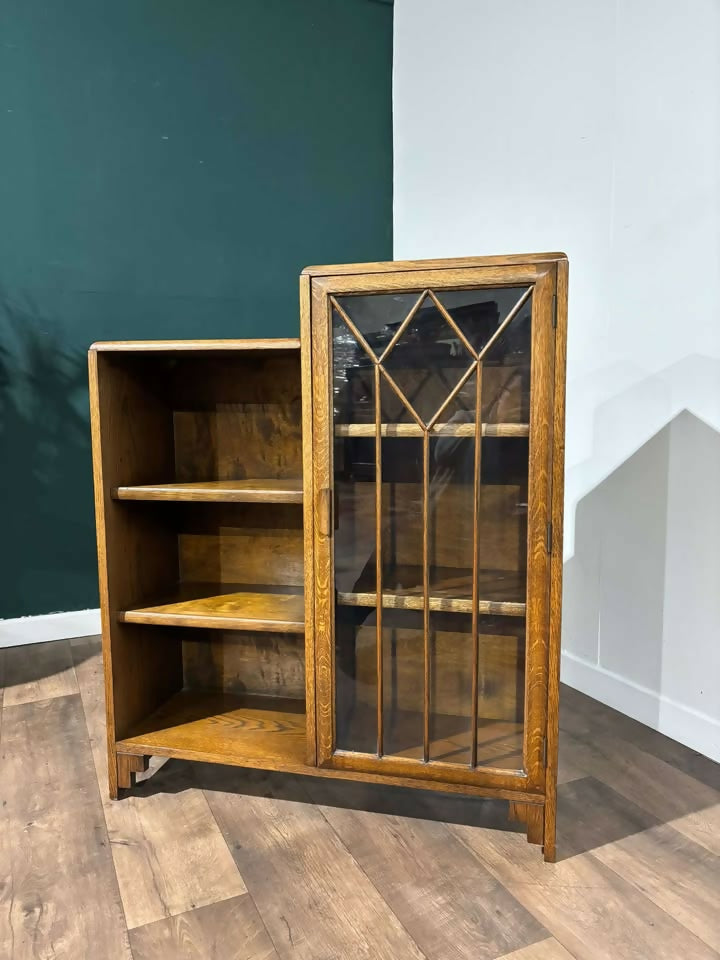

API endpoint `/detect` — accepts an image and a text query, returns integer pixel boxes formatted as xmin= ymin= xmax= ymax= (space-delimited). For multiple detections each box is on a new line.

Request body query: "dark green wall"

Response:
xmin=0 ymin=0 xmax=392 ymax=618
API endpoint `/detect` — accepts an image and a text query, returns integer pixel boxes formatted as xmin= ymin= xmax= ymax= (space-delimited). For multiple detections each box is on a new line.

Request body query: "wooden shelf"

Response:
xmin=338 ymin=592 xmax=525 ymax=617
xmin=113 ymin=479 xmax=303 ymax=504
xmin=335 ymin=423 xmax=529 ymax=438
xmin=117 ymin=690 xmax=307 ymax=769
xmin=120 ymin=584 xmax=305 ymax=633
xmin=337 ymin=567 xmax=526 ymax=617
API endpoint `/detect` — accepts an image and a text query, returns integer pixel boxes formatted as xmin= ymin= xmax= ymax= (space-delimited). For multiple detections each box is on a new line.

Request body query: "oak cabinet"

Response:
xmin=90 ymin=253 xmax=567 ymax=861
xmin=303 ymin=253 xmax=567 ymax=859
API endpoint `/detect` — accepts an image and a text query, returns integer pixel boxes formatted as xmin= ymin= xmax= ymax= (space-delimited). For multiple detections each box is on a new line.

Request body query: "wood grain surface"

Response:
xmin=91 ymin=339 xmax=300 ymax=352
xmin=0 ymin=692 xmax=132 ymax=959
xmin=114 ymin=479 xmax=303 ymax=504
xmin=129 ymin=895 xmax=279 ymax=960
xmin=71 ymin=637 xmax=246 ymax=930
xmin=305 ymin=776 xmax=546 ymax=960
xmin=498 ymin=940 xmax=576 ymax=960
xmin=203 ymin=767 xmax=429 ymax=960
xmin=120 ymin=587 xmax=305 ymax=633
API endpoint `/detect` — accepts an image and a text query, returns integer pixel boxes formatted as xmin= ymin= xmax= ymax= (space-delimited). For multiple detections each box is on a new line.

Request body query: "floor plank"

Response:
xmin=3 ymin=638 xmax=78 ymax=706
xmin=305 ymin=776 xmax=548 ymax=960
xmin=71 ymin=636 xmax=247 ymax=930
xmin=563 ymin=731 xmax=720 ymax=855
xmin=2 ymin=640 xmax=719 ymax=960
xmin=560 ymin=778 xmax=720 ymax=952
xmin=561 ymin=684 xmax=720 ymax=791
xmin=451 ymin=776 xmax=720 ymax=960
xmin=201 ymin=766 xmax=428 ymax=960
xmin=555 ymin=777 xmax=720 ymax=949
xmin=129 ymin=894 xmax=279 ymax=960
xmin=498 ymin=938 xmax=576 ymax=960
xmin=0 ymin=695 xmax=132 ymax=960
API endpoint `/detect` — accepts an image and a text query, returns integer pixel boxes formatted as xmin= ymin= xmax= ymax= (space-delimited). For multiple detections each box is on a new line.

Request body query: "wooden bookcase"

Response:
xmin=90 ymin=253 xmax=567 ymax=861
xmin=88 ymin=340 xmax=312 ymax=797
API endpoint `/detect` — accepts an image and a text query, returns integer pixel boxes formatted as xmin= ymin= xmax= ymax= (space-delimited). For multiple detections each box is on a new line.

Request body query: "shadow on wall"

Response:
xmin=0 ymin=291 xmax=96 ymax=618
xmin=563 ymin=406 xmax=720 ymax=755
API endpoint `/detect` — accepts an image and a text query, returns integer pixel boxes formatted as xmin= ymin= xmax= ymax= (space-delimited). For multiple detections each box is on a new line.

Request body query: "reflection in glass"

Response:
xmin=332 ymin=307 xmax=374 ymax=424
xmin=480 ymin=292 xmax=532 ymax=424
xmin=335 ymin=293 xmax=422 ymax=356
xmin=436 ymin=287 xmax=530 ymax=354
xmin=382 ymin=294 xmax=474 ymax=426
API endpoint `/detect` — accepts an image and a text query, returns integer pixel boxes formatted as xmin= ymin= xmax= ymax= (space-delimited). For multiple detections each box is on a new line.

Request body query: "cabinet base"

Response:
xmin=110 ymin=747 xmax=556 ymax=860
xmin=113 ymin=753 xmax=150 ymax=798
xmin=508 ymin=800 xmax=549 ymax=853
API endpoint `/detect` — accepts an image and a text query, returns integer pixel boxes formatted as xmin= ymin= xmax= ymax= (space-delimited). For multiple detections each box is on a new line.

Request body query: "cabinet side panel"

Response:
xmin=301 ymin=275 xmax=317 ymax=764
xmin=89 ymin=352 xmax=183 ymax=758
xmin=523 ymin=267 xmax=556 ymax=792
xmin=89 ymin=350 xmax=118 ymax=795
xmin=544 ymin=259 xmax=569 ymax=861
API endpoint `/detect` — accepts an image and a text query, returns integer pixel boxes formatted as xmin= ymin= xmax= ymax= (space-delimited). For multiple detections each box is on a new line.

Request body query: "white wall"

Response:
xmin=394 ymin=0 xmax=720 ymax=761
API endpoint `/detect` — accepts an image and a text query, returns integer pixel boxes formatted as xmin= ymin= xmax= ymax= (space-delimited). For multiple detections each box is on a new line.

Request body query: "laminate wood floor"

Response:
xmin=1 ymin=637 xmax=718 ymax=960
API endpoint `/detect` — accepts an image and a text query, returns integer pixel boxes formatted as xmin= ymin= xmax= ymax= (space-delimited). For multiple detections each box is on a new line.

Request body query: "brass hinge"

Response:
xmin=545 ymin=521 xmax=553 ymax=555
xmin=551 ymin=293 xmax=557 ymax=329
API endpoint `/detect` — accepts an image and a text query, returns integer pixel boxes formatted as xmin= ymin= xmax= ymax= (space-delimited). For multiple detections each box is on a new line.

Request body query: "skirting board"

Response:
xmin=0 ymin=609 xmax=101 ymax=649
xmin=562 ymin=650 xmax=720 ymax=764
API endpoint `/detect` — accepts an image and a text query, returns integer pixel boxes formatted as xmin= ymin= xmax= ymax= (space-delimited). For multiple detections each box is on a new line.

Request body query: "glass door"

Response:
xmin=310 ymin=264 xmax=555 ymax=791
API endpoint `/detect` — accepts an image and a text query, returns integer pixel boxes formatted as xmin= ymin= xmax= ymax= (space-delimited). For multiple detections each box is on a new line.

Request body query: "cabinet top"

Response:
xmin=301 ymin=252 xmax=568 ymax=278
xmin=89 ymin=338 xmax=300 ymax=353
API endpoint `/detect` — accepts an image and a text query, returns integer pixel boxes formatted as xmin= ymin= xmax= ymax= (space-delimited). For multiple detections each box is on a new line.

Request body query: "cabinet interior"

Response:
xmin=95 ymin=345 xmax=308 ymax=768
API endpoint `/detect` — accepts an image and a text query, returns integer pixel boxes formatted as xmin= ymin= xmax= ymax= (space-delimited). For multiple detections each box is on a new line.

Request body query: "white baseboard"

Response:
xmin=0 ymin=609 xmax=101 ymax=649
xmin=561 ymin=650 xmax=720 ymax=763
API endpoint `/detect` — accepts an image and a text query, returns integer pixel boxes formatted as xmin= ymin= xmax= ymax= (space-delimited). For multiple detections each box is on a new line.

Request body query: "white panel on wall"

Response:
xmin=394 ymin=0 xmax=720 ymax=760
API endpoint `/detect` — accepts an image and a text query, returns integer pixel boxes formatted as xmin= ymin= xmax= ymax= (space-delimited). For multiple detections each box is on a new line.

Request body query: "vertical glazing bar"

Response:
xmin=374 ymin=364 xmax=383 ymax=757
xmin=422 ymin=429 xmax=430 ymax=763
xmin=471 ymin=364 xmax=483 ymax=768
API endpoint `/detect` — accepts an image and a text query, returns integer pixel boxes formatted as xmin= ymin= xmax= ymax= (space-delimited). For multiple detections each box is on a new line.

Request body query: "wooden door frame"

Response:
xmin=307 ymin=261 xmax=557 ymax=795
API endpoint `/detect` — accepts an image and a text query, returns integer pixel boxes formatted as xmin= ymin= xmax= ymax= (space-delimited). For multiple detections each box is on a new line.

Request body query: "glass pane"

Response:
xmin=380 ymin=370 xmax=415 ymax=425
xmin=333 ymin=307 xmax=374 ymax=424
xmin=336 ymin=607 xmax=377 ymax=753
xmin=477 ymin=616 xmax=525 ymax=770
xmin=381 ymin=437 xmax=423 ymax=595
xmin=336 ymin=292 xmax=422 ymax=357
xmin=430 ymin=433 xmax=474 ymax=599
xmin=429 ymin=612 xmax=474 ymax=765
xmin=481 ymin=293 xmax=532 ymax=424
xmin=382 ymin=609 xmax=424 ymax=758
xmin=436 ymin=287 xmax=530 ymax=354
xmin=383 ymin=294 xmax=475 ymax=426
xmin=477 ymin=436 xmax=528 ymax=605
xmin=330 ymin=282 xmax=531 ymax=770
xmin=333 ymin=311 xmax=377 ymax=752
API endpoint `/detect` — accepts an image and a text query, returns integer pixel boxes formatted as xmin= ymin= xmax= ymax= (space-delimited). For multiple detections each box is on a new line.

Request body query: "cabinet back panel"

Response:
xmin=334 ymin=481 xmax=526 ymax=588
xmin=176 ymin=503 xmax=304 ymax=587
xmin=97 ymin=350 xmax=302 ymax=485
xmin=351 ymin=617 xmax=525 ymax=722
xmin=183 ymin=630 xmax=305 ymax=700
xmin=171 ymin=352 xmax=302 ymax=482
